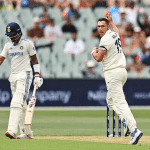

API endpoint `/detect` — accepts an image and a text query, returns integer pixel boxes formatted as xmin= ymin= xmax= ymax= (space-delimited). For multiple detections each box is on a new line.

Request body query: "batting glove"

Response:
xmin=29 ymin=96 xmax=36 ymax=106
xmin=34 ymin=74 xmax=43 ymax=89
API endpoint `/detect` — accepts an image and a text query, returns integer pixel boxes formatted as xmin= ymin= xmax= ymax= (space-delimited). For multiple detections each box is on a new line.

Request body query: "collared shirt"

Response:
xmin=1 ymin=37 xmax=36 ymax=74
xmin=125 ymin=6 xmax=144 ymax=25
xmin=99 ymin=29 xmax=126 ymax=71
xmin=64 ymin=39 xmax=85 ymax=54
xmin=44 ymin=25 xmax=63 ymax=43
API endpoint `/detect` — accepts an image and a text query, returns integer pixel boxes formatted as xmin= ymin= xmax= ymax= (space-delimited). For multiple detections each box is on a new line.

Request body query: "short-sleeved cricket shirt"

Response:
xmin=99 ymin=29 xmax=126 ymax=71
xmin=1 ymin=37 xmax=36 ymax=74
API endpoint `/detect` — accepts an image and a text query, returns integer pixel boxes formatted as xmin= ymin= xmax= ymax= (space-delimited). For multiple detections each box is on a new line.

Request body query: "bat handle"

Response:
xmin=32 ymin=85 xmax=37 ymax=97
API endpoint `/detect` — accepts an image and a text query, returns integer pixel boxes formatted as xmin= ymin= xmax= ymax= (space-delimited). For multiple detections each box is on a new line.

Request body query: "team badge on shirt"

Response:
xmin=20 ymin=46 xmax=23 ymax=50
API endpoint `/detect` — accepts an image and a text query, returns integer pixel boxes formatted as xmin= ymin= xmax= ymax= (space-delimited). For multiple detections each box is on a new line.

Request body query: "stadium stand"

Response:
xmin=0 ymin=1 xmax=150 ymax=79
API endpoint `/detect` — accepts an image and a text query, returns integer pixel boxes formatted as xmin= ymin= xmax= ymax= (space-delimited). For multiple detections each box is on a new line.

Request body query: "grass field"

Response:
xmin=0 ymin=109 xmax=150 ymax=150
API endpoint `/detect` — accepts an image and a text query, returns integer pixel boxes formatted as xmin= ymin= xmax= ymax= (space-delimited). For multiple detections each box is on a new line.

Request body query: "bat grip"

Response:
xmin=32 ymin=85 xmax=37 ymax=97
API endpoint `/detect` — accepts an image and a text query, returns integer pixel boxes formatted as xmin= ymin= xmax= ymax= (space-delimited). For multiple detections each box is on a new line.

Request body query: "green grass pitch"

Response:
xmin=0 ymin=109 xmax=149 ymax=150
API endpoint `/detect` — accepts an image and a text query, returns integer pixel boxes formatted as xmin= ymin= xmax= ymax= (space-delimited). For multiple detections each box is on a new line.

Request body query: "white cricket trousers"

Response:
xmin=7 ymin=71 xmax=33 ymax=134
xmin=104 ymin=67 xmax=137 ymax=132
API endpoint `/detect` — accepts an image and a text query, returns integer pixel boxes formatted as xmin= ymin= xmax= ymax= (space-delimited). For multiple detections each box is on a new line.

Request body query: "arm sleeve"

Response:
xmin=28 ymin=40 xmax=36 ymax=56
xmin=1 ymin=44 xmax=9 ymax=58
xmin=99 ymin=38 xmax=111 ymax=51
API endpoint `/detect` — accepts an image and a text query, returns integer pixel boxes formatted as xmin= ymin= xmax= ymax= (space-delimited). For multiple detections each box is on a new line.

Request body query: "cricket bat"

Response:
xmin=25 ymin=85 xmax=37 ymax=125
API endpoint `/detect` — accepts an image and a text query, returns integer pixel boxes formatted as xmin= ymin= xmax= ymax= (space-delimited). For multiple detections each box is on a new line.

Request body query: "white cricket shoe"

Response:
xmin=17 ymin=133 xmax=28 ymax=139
xmin=27 ymin=131 xmax=34 ymax=139
xmin=122 ymin=119 xmax=130 ymax=136
xmin=17 ymin=131 xmax=34 ymax=139
xmin=129 ymin=128 xmax=143 ymax=145
xmin=5 ymin=131 xmax=16 ymax=139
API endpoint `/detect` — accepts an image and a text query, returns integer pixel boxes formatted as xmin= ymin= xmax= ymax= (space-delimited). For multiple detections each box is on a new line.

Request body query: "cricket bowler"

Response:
xmin=0 ymin=22 xmax=43 ymax=139
xmin=91 ymin=13 xmax=143 ymax=145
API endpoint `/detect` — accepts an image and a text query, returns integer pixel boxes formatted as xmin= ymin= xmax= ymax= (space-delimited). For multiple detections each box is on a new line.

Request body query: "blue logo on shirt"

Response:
xmin=10 ymin=52 xmax=23 ymax=56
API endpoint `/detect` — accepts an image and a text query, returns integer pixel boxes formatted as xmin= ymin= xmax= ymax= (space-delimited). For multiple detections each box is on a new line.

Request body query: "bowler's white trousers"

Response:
xmin=104 ymin=67 xmax=137 ymax=132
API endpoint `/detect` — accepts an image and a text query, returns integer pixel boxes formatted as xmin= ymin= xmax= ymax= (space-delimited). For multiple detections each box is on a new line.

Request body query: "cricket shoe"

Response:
xmin=17 ymin=131 xmax=34 ymax=139
xmin=5 ymin=131 xmax=16 ymax=139
xmin=122 ymin=119 xmax=130 ymax=136
xmin=129 ymin=128 xmax=143 ymax=145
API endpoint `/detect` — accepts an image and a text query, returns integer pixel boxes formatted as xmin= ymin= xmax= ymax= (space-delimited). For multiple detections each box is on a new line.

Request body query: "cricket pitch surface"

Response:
xmin=35 ymin=136 xmax=150 ymax=145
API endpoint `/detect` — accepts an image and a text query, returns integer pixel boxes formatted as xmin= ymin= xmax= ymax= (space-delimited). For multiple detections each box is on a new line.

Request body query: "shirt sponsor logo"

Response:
xmin=10 ymin=52 xmax=23 ymax=56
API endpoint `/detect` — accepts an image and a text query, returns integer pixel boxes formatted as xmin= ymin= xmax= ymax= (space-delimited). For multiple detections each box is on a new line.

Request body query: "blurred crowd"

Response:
xmin=1 ymin=0 xmax=150 ymax=10
xmin=0 ymin=0 xmax=150 ymax=79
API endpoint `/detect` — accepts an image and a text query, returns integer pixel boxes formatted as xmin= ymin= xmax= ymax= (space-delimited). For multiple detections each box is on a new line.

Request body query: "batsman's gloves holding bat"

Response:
xmin=34 ymin=74 xmax=43 ymax=89
xmin=29 ymin=96 xmax=36 ymax=106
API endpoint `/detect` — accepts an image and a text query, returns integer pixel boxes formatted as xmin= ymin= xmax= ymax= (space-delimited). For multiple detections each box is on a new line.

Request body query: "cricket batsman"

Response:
xmin=0 ymin=22 xmax=43 ymax=139
xmin=91 ymin=13 xmax=143 ymax=144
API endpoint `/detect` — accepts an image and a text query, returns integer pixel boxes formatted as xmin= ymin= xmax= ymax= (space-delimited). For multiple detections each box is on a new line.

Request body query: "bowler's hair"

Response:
xmin=97 ymin=18 xmax=109 ymax=25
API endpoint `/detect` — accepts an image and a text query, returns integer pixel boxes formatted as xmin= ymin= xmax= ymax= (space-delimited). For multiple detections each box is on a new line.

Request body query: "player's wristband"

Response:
xmin=33 ymin=64 xmax=40 ymax=73
xmin=34 ymin=74 xmax=40 ymax=77
xmin=91 ymin=50 xmax=96 ymax=55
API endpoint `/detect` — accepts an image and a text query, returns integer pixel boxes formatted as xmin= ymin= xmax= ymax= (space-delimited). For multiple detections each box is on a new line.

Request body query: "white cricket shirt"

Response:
xmin=64 ymin=39 xmax=85 ymax=54
xmin=1 ymin=37 xmax=36 ymax=74
xmin=99 ymin=29 xmax=126 ymax=71
xmin=44 ymin=25 xmax=63 ymax=43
